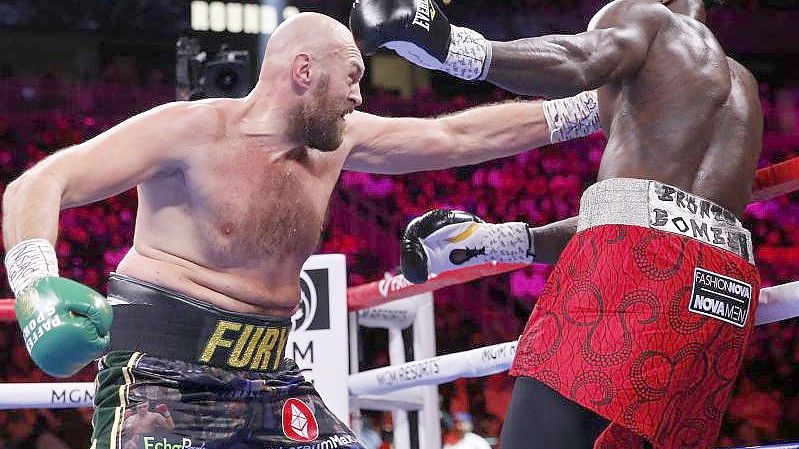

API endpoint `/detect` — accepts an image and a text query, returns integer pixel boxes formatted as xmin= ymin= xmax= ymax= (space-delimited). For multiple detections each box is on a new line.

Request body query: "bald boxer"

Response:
xmin=2 ymin=12 xmax=601 ymax=449
xmin=362 ymin=1 xmax=765 ymax=448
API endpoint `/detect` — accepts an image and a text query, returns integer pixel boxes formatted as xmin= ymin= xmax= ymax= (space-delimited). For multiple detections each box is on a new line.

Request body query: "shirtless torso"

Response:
xmin=118 ymin=98 xmax=351 ymax=316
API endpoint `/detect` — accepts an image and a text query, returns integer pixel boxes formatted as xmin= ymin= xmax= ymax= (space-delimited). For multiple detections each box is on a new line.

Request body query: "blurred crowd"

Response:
xmin=0 ymin=75 xmax=798 ymax=448
xmin=0 ymin=0 xmax=793 ymax=44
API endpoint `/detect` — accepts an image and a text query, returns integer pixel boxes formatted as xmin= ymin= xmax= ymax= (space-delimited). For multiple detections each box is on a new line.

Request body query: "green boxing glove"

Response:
xmin=5 ymin=239 xmax=112 ymax=378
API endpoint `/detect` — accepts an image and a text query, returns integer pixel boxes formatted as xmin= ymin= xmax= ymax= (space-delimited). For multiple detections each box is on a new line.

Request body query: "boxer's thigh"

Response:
xmin=500 ymin=376 xmax=609 ymax=449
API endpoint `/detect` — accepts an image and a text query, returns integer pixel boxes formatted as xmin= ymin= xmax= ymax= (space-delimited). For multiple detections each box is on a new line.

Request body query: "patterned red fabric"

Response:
xmin=510 ymin=224 xmax=760 ymax=449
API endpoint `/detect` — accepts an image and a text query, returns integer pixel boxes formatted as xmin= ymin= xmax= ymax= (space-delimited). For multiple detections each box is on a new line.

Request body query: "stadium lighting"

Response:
xmin=190 ymin=1 xmax=300 ymax=34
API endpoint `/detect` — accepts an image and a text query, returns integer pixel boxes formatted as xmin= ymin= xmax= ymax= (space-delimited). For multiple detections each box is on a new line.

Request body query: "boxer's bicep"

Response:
xmin=44 ymin=102 xmax=218 ymax=208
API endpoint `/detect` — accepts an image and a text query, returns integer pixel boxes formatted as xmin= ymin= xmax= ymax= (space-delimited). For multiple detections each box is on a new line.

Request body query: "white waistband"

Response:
xmin=577 ymin=178 xmax=754 ymax=264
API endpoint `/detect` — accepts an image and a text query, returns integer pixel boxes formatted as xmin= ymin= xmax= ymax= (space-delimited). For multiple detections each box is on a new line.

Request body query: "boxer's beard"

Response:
xmin=291 ymin=74 xmax=345 ymax=152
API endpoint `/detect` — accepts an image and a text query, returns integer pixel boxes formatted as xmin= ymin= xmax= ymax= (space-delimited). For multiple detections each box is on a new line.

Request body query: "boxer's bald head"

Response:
xmin=256 ymin=13 xmax=364 ymax=152
xmin=264 ymin=12 xmax=354 ymax=62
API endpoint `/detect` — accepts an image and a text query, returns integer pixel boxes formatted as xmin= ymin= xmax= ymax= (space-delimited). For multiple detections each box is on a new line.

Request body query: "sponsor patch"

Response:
xmin=412 ymin=0 xmax=434 ymax=31
xmin=282 ymin=398 xmax=319 ymax=443
xmin=688 ymin=268 xmax=752 ymax=328
xmin=263 ymin=434 xmax=359 ymax=449
xmin=141 ymin=436 xmax=206 ymax=449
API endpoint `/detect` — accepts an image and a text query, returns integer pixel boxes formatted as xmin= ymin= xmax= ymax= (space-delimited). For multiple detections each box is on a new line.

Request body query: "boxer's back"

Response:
xmin=592 ymin=0 xmax=763 ymax=216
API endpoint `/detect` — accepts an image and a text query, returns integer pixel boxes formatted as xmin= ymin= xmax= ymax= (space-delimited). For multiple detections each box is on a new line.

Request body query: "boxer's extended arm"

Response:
xmin=351 ymin=0 xmax=663 ymax=97
xmin=344 ymin=92 xmax=599 ymax=174
xmin=486 ymin=4 xmax=665 ymax=97
xmin=344 ymin=102 xmax=547 ymax=174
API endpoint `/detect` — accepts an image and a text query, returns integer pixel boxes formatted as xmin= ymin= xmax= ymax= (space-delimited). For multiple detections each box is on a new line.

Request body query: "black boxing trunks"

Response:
xmin=91 ymin=274 xmax=364 ymax=449
xmin=510 ymin=178 xmax=760 ymax=449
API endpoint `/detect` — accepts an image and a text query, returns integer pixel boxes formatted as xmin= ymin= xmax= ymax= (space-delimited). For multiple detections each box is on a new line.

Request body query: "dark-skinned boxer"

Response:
xmin=352 ymin=0 xmax=766 ymax=448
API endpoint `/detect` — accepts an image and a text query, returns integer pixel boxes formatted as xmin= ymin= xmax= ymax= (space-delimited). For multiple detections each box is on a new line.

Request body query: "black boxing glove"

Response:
xmin=350 ymin=0 xmax=491 ymax=80
xmin=401 ymin=210 xmax=535 ymax=284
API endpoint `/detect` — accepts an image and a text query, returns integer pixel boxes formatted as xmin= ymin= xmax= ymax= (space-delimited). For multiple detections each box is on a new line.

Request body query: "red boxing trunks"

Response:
xmin=511 ymin=178 xmax=759 ymax=449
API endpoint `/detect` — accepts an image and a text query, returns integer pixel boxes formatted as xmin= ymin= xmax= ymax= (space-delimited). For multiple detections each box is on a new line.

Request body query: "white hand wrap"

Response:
xmin=421 ymin=221 xmax=534 ymax=276
xmin=4 ymin=239 xmax=59 ymax=296
xmin=384 ymin=26 xmax=491 ymax=81
xmin=443 ymin=25 xmax=492 ymax=81
xmin=542 ymin=90 xmax=601 ymax=143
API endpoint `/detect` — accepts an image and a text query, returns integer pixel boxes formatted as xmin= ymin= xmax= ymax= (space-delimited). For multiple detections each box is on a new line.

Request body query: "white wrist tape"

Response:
xmin=542 ymin=90 xmax=601 ymax=143
xmin=444 ymin=25 xmax=492 ymax=81
xmin=479 ymin=222 xmax=535 ymax=264
xmin=4 ymin=238 xmax=59 ymax=296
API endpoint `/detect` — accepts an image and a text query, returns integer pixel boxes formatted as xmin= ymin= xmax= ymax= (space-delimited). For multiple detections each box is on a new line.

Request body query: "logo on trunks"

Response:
xmin=282 ymin=398 xmax=319 ymax=442
xmin=649 ymin=184 xmax=750 ymax=260
xmin=292 ymin=269 xmax=331 ymax=332
xmin=413 ymin=0 xmax=436 ymax=31
xmin=141 ymin=436 xmax=206 ymax=449
xmin=265 ymin=434 xmax=359 ymax=449
xmin=198 ymin=320 xmax=289 ymax=372
xmin=688 ymin=268 xmax=752 ymax=328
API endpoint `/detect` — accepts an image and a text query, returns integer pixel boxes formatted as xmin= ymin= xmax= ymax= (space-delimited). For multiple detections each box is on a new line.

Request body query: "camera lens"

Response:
xmin=215 ymin=69 xmax=238 ymax=92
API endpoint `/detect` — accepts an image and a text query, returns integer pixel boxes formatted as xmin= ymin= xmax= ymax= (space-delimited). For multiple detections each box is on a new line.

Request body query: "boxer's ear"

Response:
xmin=291 ymin=53 xmax=312 ymax=90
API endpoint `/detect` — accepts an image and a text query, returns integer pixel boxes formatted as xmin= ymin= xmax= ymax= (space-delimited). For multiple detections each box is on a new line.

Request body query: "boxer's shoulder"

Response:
xmin=165 ymin=99 xmax=227 ymax=139
xmin=587 ymin=0 xmax=671 ymax=32
xmin=136 ymin=100 xmax=226 ymax=151
xmin=727 ymin=57 xmax=758 ymax=90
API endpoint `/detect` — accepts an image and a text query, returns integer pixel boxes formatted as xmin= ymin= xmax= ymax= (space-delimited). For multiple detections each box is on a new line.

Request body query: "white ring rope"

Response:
xmin=756 ymin=281 xmax=799 ymax=325
xmin=0 ymin=382 xmax=94 ymax=410
xmin=349 ymin=341 xmax=517 ymax=396
xmin=739 ymin=446 xmax=799 ymax=449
